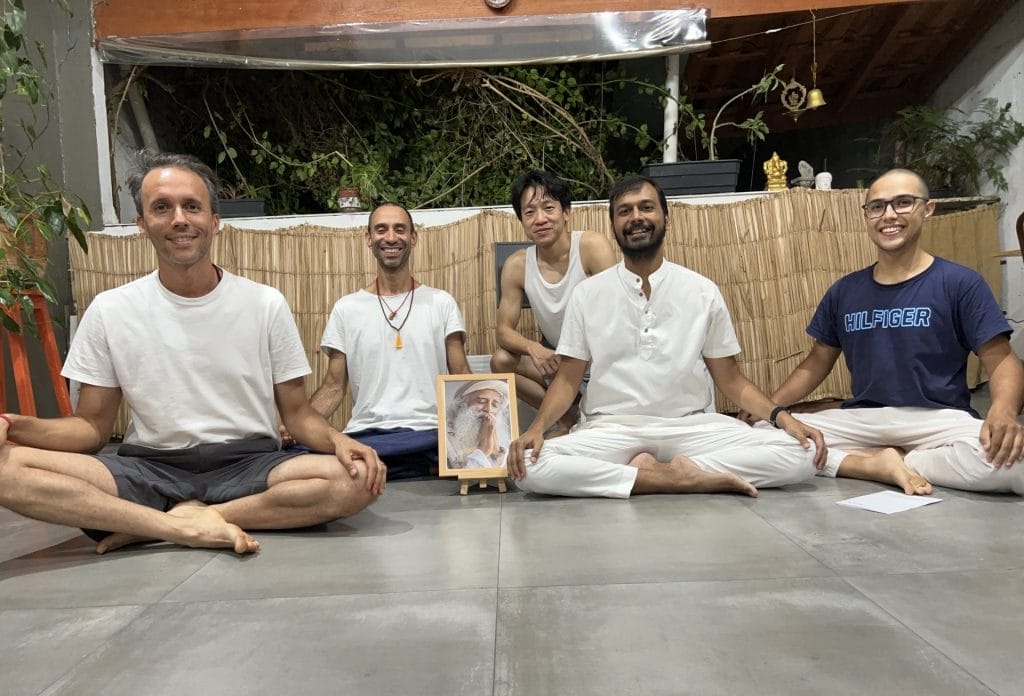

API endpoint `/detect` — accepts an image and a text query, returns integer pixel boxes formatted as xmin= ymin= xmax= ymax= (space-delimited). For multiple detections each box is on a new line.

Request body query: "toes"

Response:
xmin=231 ymin=528 xmax=260 ymax=554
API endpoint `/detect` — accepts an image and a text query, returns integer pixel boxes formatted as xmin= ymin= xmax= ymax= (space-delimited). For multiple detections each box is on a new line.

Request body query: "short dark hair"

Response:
xmin=608 ymin=174 xmax=668 ymax=222
xmin=128 ymin=150 xmax=220 ymax=216
xmin=868 ymin=168 xmax=930 ymax=199
xmin=368 ymin=202 xmax=416 ymax=236
xmin=510 ymin=171 xmax=572 ymax=220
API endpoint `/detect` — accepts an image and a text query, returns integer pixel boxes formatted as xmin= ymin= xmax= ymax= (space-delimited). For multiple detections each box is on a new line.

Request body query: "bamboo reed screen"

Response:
xmin=69 ymin=188 xmax=1002 ymax=434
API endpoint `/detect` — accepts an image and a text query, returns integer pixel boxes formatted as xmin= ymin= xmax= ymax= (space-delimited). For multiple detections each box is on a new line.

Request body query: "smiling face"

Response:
xmin=863 ymin=170 xmax=935 ymax=255
xmin=519 ymin=186 xmax=570 ymax=248
xmin=136 ymin=166 xmax=220 ymax=270
xmin=366 ymin=204 xmax=417 ymax=271
xmin=610 ymin=181 xmax=667 ymax=259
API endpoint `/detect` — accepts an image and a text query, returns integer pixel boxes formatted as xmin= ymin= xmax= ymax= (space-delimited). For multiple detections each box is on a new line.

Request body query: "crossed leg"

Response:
xmin=0 ymin=446 xmax=376 ymax=555
xmin=628 ymin=452 xmax=757 ymax=496
xmin=836 ymin=447 xmax=932 ymax=496
xmin=521 ymin=420 xmax=764 ymax=498
xmin=795 ymin=409 xmax=971 ymax=496
xmin=98 ymin=453 xmax=379 ymax=553
xmin=0 ymin=444 xmax=259 ymax=553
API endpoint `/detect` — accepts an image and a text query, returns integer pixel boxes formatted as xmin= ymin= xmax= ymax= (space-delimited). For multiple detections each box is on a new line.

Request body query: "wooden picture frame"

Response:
xmin=437 ymin=373 xmax=519 ymax=480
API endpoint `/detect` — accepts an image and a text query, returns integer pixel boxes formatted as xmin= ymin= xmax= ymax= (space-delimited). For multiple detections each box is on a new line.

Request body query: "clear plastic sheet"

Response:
xmin=97 ymin=9 xmax=708 ymax=68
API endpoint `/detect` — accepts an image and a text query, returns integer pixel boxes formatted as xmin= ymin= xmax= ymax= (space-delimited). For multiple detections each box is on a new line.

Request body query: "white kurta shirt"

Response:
xmin=557 ymin=260 xmax=740 ymax=418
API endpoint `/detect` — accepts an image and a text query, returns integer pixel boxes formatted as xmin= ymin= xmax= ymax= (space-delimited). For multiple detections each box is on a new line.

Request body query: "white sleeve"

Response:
xmin=555 ymin=288 xmax=590 ymax=362
xmin=320 ymin=298 xmax=348 ymax=355
xmin=61 ymin=297 xmax=120 ymax=388
xmin=701 ymin=286 xmax=742 ymax=358
xmin=442 ymin=292 xmax=466 ymax=339
xmin=269 ymin=294 xmax=312 ymax=384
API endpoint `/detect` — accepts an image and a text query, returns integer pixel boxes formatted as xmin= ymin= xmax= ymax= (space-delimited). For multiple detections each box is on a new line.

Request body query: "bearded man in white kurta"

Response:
xmin=507 ymin=175 xmax=826 ymax=498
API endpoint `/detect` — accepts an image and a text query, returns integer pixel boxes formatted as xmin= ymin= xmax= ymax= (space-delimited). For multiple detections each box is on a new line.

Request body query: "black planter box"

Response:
xmin=640 ymin=159 xmax=741 ymax=195
xmin=218 ymin=198 xmax=265 ymax=218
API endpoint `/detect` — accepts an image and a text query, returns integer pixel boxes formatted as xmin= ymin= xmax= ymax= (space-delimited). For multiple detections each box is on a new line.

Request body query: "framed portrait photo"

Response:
xmin=437 ymin=373 xmax=519 ymax=478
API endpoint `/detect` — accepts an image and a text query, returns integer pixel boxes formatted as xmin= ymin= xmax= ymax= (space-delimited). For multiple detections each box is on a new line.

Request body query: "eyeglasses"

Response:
xmin=862 ymin=195 xmax=928 ymax=219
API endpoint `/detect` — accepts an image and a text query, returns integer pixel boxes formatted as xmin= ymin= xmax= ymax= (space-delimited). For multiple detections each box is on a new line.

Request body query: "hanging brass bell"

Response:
xmin=806 ymin=88 xmax=827 ymax=109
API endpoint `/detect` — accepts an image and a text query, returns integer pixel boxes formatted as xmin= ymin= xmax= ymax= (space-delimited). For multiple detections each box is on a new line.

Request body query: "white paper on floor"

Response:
xmin=836 ymin=490 xmax=942 ymax=514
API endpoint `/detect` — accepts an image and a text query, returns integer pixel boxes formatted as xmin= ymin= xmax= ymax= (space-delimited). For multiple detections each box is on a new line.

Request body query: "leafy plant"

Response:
xmin=676 ymin=64 xmax=786 ymax=161
xmin=1 ymin=0 xmax=90 ymax=333
xmin=128 ymin=63 xmax=665 ymax=213
xmin=880 ymin=98 xmax=1024 ymax=195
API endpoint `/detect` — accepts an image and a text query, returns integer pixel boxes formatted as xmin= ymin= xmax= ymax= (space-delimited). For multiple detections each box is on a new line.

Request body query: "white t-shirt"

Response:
xmin=524 ymin=230 xmax=588 ymax=346
xmin=320 ymin=285 xmax=465 ymax=432
xmin=63 ymin=270 xmax=311 ymax=449
xmin=558 ymin=260 xmax=740 ymax=418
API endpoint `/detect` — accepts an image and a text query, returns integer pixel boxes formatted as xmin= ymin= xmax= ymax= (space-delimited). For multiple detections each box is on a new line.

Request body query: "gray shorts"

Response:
xmin=83 ymin=437 xmax=304 ymax=542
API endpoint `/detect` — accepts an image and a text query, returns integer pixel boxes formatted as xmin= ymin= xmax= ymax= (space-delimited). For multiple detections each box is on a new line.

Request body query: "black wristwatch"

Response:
xmin=768 ymin=405 xmax=791 ymax=428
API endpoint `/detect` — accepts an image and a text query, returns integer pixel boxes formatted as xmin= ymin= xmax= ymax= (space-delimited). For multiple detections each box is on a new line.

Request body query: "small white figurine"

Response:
xmin=791 ymin=160 xmax=815 ymax=188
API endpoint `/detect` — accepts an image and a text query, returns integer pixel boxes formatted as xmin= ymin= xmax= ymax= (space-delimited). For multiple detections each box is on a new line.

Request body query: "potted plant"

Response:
xmin=333 ymin=153 xmax=388 ymax=212
xmin=642 ymin=64 xmax=786 ymax=195
xmin=216 ymin=182 xmax=266 ymax=218
xmin=1 ymin=0 xmax=90 ymax=335
xmin=877 ymin=98 xmax=1024 ymax=197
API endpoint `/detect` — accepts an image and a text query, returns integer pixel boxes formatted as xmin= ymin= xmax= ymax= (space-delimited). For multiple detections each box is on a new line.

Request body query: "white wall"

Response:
xmin=932 ymin=1 xmax=1024 ymax=354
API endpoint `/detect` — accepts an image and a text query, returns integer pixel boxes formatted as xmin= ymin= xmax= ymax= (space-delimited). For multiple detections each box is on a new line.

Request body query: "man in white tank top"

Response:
xmin=491 ymin=171 xmax=616 ymax=435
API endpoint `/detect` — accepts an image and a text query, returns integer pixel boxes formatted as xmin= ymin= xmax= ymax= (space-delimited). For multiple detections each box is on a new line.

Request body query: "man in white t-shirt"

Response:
xmin=298 ymin=202 xmax=471 ymax=478
xmin=0 ymin=151 xmax=384 ymax=555
xmin=491 ymin=171 xmax=616 ymax=435
xmin=507 ymin=175 xmax=826 ymax=498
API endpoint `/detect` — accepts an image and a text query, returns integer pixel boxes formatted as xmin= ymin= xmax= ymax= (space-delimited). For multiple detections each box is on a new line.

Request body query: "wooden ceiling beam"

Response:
xmin=92 ymin=0 xmax=938 ymax=41
xmin=835 ymin=4 xmax=912 ymax=112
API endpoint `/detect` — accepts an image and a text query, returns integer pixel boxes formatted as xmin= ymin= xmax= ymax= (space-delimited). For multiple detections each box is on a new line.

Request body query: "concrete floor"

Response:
xmin=3 ymin=390 xmax=1023 ymax=695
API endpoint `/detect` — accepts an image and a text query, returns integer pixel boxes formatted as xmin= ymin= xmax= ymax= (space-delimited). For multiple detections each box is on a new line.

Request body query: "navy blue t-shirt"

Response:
xmin=808 ymin=257 xmax=1010 ymax=414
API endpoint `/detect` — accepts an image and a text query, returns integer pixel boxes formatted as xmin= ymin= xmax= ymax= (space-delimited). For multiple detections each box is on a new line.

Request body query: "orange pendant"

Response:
xmin=395 ymin=332 xmax=403 ymax=349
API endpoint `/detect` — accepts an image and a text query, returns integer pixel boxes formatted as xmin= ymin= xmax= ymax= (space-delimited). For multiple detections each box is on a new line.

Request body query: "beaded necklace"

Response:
xmin=375 ymin=277 xmax=416 ymax=349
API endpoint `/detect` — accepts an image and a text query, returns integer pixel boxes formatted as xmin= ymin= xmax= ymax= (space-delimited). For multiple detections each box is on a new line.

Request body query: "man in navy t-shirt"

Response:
xmin=752 ymin=168 xmax=1024 ymax=495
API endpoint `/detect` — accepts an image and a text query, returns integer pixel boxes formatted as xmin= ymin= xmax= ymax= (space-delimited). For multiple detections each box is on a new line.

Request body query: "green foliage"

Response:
xmin=690 ymin=64 xmax=786 ymax=161
xmin=1 ymin=0 xmax=91 ymax=334
xmin=138 ymin=64 xmax=666 ymax=214
xmin=880 ymin=98 xmax=1024 ymax=195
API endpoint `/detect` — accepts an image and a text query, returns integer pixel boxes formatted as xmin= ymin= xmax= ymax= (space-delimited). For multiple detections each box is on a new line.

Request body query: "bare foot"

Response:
xmin=631 ymin=453 xmax=758 ymax=496
xmin=97 ymin=500 xmax=260 ymax=555
xmin=546 ymin=422 xmax=572 ymax=439
xmin=97 ymin=499 xmax=203 ymax=554
xmin=546 ymin=404 xmax=580 ymax=439
xmin=170 ymin=502 xmax=260 ymax=554
xmin=868 ymin=448 xmax=932 ymax=496
xmin=666 ymin=455 xmax=758 ymax=497
xmin=96 ymin=532 xmax=152 ymax=554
